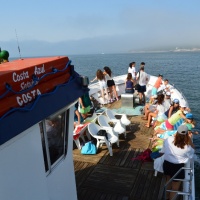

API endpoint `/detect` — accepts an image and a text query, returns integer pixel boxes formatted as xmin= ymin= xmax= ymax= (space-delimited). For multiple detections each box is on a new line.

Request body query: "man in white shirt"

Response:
xmin=136 ymin=66 xmax=148 ymax=104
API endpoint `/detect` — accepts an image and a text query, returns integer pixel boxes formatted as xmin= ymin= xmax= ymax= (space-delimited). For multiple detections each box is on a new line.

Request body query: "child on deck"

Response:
xmin=142 ymin=95 xmax=157 ymax=120
xmin=183 ymin=113 xmax=198 ymax=136
xmin=154 ymin=101 xmax=189 ymax=134
xmin=151 ymin=74 xmax=163 ymax=96
xmin=91 ymin=69 xmax=110 ymax=104
xmin=145 ymin=94 xmax=165 ymax=128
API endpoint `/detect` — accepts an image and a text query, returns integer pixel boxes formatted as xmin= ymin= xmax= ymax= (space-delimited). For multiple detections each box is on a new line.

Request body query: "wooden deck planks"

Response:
xmin=83 ymin=164 xmax=138 ymax=194
xmin=73 ymin=101 xmax=165 ymax=200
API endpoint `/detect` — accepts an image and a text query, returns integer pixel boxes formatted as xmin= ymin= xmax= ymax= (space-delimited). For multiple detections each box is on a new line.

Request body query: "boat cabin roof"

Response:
xmin=0 ymin=56 xmax=88 ymax=145
xmin=0 ymin=56 xmax=68 ymax=74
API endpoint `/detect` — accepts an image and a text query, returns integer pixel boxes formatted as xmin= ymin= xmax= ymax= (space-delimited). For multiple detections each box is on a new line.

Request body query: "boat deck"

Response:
xmin=73 ymin=100 xmax=166 ymax=200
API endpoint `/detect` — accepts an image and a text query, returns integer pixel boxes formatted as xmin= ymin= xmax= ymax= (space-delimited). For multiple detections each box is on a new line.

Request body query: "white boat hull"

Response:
xmin=89 ymin=74 xmax=188 ymax=107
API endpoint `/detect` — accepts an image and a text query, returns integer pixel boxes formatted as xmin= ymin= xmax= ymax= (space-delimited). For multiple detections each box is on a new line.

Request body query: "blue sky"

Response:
xmin=1 ymin=0 xmax=200 ymax=57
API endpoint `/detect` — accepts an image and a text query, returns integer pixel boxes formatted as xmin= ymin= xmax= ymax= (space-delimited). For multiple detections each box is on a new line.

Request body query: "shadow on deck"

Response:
xmin=73 ymin=114 xmax=166 ymax=200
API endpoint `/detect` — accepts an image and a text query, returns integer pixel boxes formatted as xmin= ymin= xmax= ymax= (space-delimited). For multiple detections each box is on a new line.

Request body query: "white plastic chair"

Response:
xmin=87 ymin=123 xmax=119 ymax=156
xmin=105 ymin=109 xmax=131 ymax=137
xmin=105 ymin=109 xmax=120 ymax=123
xmin=120 ymin=114 xmax=131 ymax=126
xmin=98 ymin=115 xmax=126 ymax=138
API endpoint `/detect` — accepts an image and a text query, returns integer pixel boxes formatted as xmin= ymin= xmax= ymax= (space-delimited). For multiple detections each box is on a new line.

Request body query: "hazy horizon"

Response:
xmin=1 ymin=0 xmax=200 ymax=57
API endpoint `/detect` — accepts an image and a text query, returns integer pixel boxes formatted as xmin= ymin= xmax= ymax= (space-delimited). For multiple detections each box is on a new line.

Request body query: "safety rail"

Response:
xmin=164 ymin=166 xmax=193 ymax=200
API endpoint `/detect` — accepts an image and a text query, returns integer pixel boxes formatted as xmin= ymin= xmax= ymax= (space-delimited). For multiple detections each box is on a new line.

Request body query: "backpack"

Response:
xmin=132 ymin=148 xmax=152 ymax=162
xmin=97 ymin=129 xmax=108 ymax=140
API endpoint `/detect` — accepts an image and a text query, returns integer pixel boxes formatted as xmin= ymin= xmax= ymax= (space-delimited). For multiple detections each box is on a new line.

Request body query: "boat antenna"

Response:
xmin=15 ymin=29 xmax=22 ymax=59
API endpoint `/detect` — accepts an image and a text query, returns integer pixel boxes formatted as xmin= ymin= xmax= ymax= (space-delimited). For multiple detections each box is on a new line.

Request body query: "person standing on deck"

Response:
xmin=74 ymin=102 xmax=84 ymax=128
xmin=103 ymin=66 xmax=119 ymax=102
xmin=128 ymin=62 xmax=136 ymax=80
xmin=91 ymin=69 xmax=110 ymax=104
xmin=136 ymin=66 xmax=148 ymax=105
xmin=152 ymin=74 xmax=163 ymax=95
xmin=140 ymin=62 xmax=145 ymax=68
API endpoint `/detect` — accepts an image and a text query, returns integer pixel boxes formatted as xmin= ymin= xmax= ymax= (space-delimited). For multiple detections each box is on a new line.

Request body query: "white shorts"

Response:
xmin=99 ymin=80 xmax=107 ymax=90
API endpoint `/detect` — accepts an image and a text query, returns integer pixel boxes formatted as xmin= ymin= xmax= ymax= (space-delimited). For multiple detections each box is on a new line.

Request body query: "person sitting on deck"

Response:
xmin=125 ymin=73 xmax=135 ymax=94
xmin=161 ymin=125 xmax=195 ymax=200
xmin=152 ymin=92 xmax=171 ymax=127
xmin=182 ymin=113 xmax=199 ymax=135
xmin=78 ymin=92 xmax=92 ymax=119
xmin=151 ymin=112 xmax=198 ymax=151
xmin=142 ymin=94 xmax=157 ymax=120
xmin=145 ymin=93 xmax=166 ymax=128
xmin=163 ymin=92 xmax=171 ymax=109
xmin=164 ymin=98 xmax=180 ymax=118
xmin=154 ymin=101 xmax=189 ymax=134
xmin=157 ymin=79 xmax=172 ymax=95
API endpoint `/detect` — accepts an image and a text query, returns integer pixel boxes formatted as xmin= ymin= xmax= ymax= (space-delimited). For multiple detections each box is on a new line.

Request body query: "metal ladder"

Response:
xmin=164 ymin=165 xmax=193 ymax=200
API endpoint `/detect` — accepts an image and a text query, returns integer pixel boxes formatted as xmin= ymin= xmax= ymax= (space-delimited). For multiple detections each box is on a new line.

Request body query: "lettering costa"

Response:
xmin=16 ymin=89 xmax=42 ymax=106
xmin=13 ymin=71 xmax=29 ymax=82
xmin=12 ymin=65 xmax=46 ymax=83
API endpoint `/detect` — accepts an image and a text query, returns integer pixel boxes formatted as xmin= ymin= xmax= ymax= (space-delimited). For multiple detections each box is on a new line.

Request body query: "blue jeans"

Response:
xmin=125 ymin=89 xmax=134 ymax=93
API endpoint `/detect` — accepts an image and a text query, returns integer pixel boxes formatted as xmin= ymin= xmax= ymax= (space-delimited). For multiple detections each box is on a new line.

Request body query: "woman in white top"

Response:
xmin=145 ymin=94 xmax=165 ymax=128
xmin=162 ymin=125 xmax=195 ymax=200
xmin=128 ymin=62 xmax=136 ymax=80
xmin=91 ymin=69 xmax=110 ymax=104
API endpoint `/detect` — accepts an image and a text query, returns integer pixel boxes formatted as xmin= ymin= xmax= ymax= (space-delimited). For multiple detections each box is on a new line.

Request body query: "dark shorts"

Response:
xmin=125 ymin=89 xmax=134 ymax=93
xmin=107 ymin=79 xmax=115 ymax=87
xmin=163 ymin=160 xmax=185 ymax=180
xmin=138 ymin=85 xmax=146 ymax=93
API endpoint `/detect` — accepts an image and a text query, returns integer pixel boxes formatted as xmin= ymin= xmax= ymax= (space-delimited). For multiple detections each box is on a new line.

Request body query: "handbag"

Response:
xmin=135 ymin=83 xmax=140 ymax=90
xmin=81 ymin=141 xmax=96 ymax=154
xmin=97 ymin=129 xmax=108 ymax=140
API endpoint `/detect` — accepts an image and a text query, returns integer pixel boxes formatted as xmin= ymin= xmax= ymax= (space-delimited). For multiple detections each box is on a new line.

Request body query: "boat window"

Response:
xmin=39 ymin=123 xmax=49 ymax=172
xmin=39 ymin=110 xmax=69 ymax=173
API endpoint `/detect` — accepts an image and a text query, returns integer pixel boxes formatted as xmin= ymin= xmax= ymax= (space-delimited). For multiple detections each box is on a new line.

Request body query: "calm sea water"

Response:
xmin=69 ymin=52 xmax=200 ymax=199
